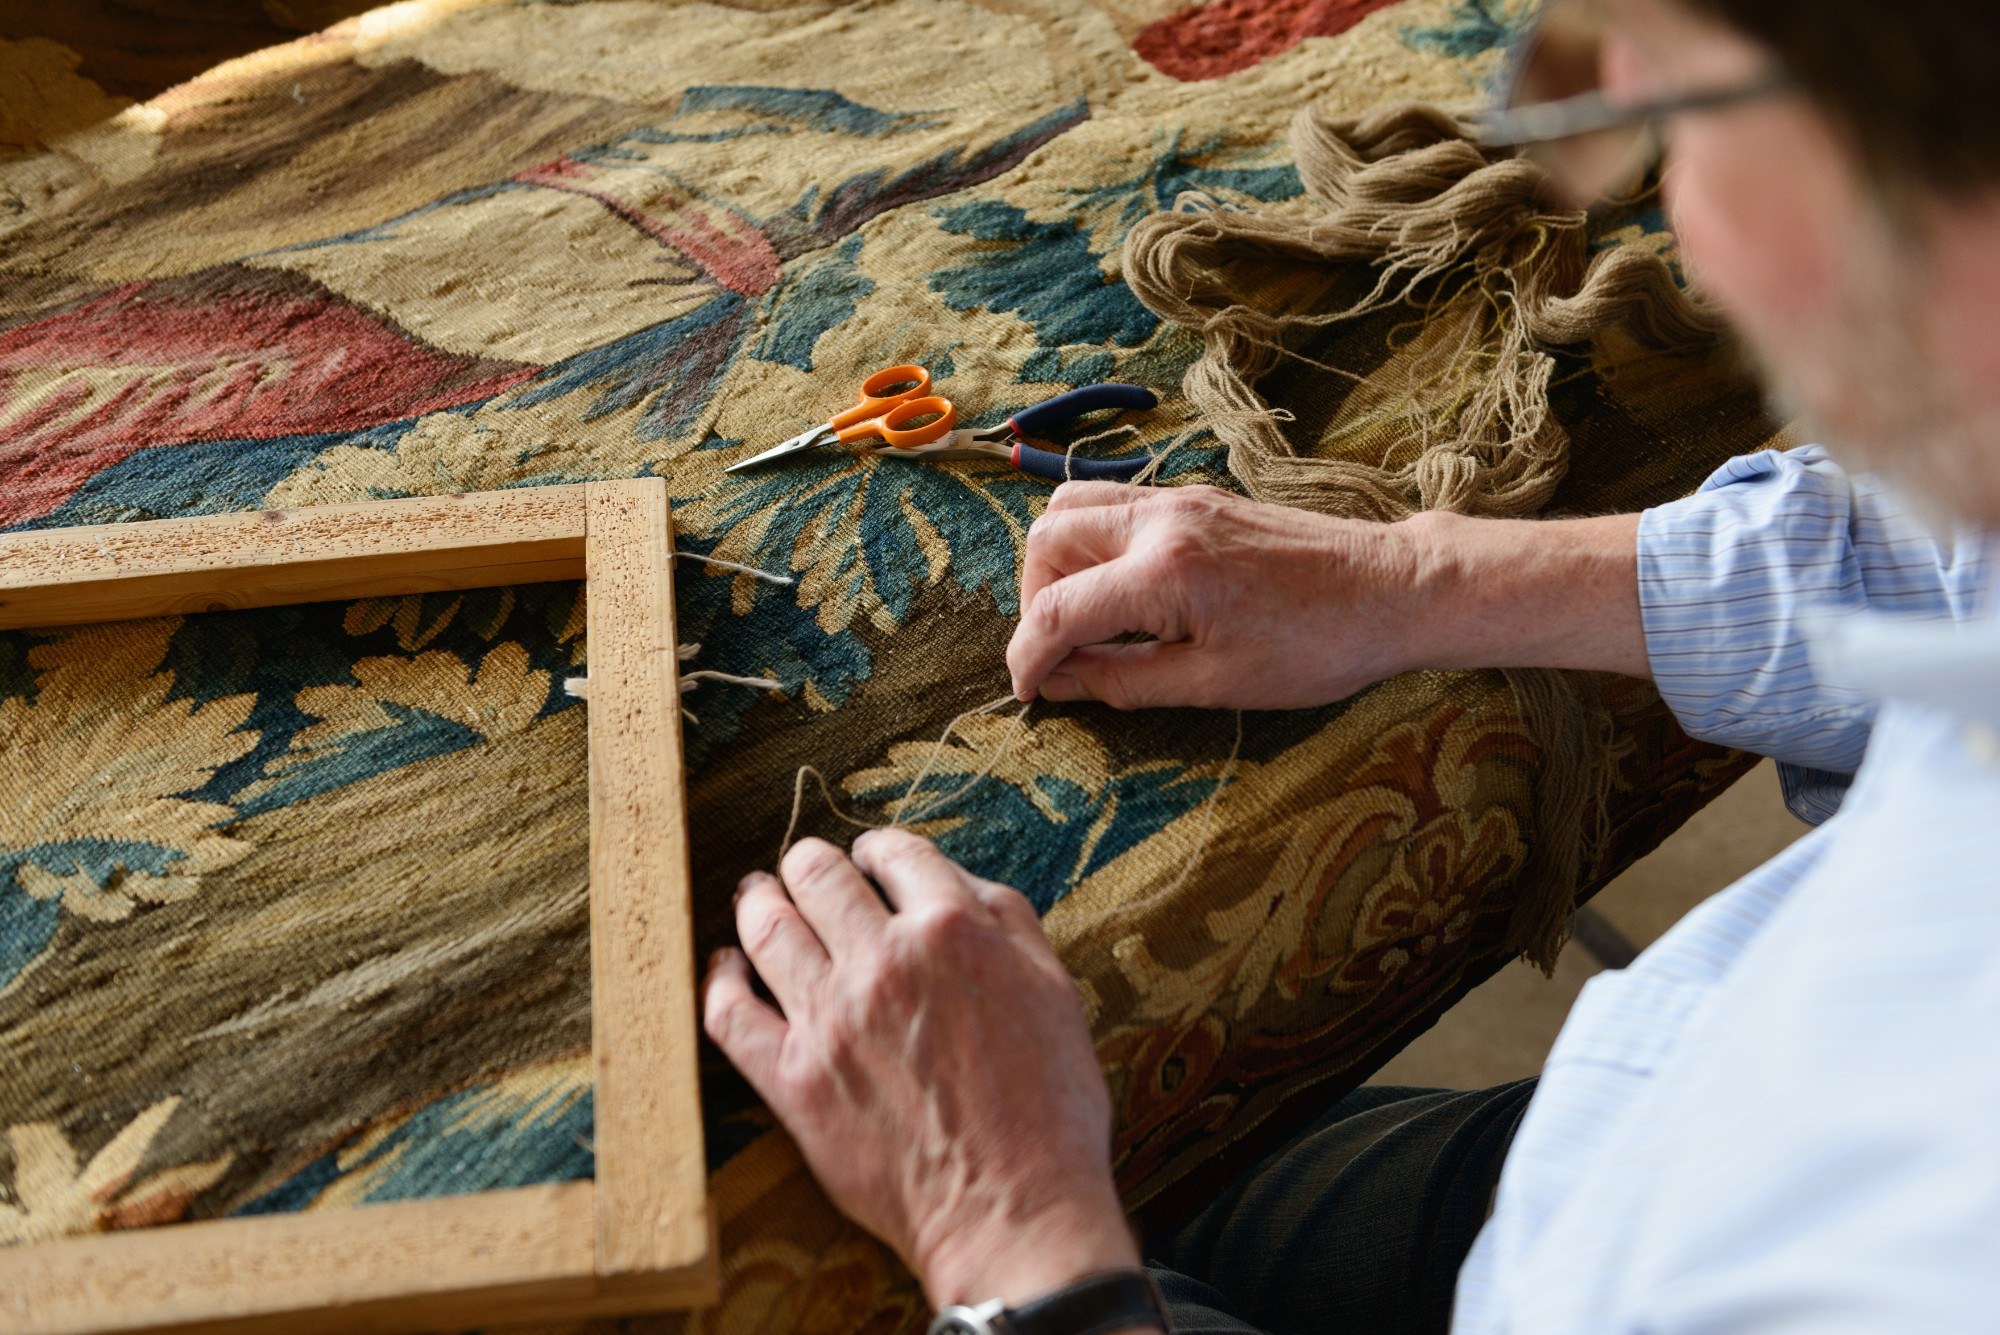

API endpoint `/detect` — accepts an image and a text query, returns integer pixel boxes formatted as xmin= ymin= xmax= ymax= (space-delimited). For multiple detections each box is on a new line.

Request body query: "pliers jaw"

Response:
xmin=868 ymin=425 xmax=1015 ymax=463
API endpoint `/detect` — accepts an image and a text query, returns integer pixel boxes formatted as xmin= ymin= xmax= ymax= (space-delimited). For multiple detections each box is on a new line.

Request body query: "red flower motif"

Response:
xmin=1135 ymin=0 xmax=1405 ymax=81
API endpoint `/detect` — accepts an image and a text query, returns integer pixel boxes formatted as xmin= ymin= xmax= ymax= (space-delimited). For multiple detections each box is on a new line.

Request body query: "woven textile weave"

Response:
xmin=1 ymin=2 xmax=1781 ymax=1329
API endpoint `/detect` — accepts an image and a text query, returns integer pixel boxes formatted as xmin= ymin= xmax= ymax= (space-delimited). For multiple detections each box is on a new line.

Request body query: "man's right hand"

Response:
xmin=1006 ymin=482 xmax=1651 ymax=709
xmin=1007 ymin=482 xmax=1434 ymax=709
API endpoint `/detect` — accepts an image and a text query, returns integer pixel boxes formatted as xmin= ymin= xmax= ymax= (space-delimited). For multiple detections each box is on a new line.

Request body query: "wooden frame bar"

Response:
xmin=0 ymin=481 xmax=716 ymax=1333
xmin=0 ymin=488 xmax=592 ymax=631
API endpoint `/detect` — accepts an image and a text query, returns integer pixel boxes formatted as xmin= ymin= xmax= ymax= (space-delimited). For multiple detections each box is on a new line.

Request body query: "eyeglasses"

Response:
xmin=1473 ymin=0 xmax=1797 ymax=205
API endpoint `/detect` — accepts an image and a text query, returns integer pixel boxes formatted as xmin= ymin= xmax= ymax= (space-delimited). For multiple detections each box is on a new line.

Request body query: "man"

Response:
xmin=702 ymin=0 xmax=2000 ymax=1329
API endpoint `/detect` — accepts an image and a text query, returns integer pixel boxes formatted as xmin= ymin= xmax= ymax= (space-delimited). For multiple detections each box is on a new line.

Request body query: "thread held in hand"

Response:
xmin=777 ymin=693 xmax=1027 ymax=863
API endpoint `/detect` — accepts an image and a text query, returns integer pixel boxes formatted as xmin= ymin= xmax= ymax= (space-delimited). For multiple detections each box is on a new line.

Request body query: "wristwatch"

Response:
xmin=927 ymin=1270 xmax=1171 ymax=1335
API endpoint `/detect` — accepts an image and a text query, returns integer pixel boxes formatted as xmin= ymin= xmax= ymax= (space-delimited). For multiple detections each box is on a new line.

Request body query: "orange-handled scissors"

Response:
xmin=726 ymin=365 xmax=958 ymax=474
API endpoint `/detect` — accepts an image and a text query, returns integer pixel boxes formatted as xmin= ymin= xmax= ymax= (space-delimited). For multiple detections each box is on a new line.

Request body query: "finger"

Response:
xmin=1007 ymin=557 xmax=1181 ymax=701
xmin=701 ymin=947 xmax=787 ymax=1095
xmin=1039 ymin=640 xmax=1211 ymax=710
xmin=1021 ymin=507 xmax=1137 ymax=628
xmin=850 ymin=828 xmax=979 ymax=915
xmin=1044 ymin=480 xmax=1149 ymax=514
xmin=734 ymin=871 xmax=828 ymax=1018
xmin=777 ymin=837 xmax=889 ymax=958
xmin=963 ymin=871 xmax=1043 ymax=931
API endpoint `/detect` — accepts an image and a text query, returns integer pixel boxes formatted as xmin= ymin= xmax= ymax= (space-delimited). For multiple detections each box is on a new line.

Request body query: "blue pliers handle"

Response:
xmin=1004 ymin=384 xmax=1158 ymax=482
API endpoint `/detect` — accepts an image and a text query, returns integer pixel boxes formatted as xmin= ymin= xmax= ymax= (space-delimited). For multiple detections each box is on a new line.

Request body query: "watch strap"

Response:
xmin=994 ymin=1270 xmax=1170 ymax=1335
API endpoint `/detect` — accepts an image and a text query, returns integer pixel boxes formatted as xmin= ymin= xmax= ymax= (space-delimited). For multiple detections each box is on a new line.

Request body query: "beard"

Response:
xmin=1724 ymin=205 xmax=2000 ymax=532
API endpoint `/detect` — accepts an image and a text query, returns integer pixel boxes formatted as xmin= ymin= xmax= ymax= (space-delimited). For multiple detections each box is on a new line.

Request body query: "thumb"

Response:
xmin=1038 ymin=642 xmax=1206 ymax=710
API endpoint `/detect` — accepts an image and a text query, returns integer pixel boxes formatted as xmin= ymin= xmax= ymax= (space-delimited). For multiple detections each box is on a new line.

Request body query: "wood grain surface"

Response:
xmin=0 ymin=488 xmax=588 ymax=630
xmin=0 ymin=1184 xmax=603 ymax=1335
xmin=582 ymin=478 xmax=714 ymax=1295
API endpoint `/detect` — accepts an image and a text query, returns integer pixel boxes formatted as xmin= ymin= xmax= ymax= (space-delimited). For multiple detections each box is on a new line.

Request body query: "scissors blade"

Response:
xmin=725 ymin=427 xmax=831 ymax=475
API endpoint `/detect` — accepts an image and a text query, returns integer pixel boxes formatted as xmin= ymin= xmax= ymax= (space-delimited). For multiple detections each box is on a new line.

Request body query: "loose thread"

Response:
xmin=885 ymin=694 xmax=1028 ymax=825
xmin=674 ymin=550 xmax=794 ymax=585
xmin=1061 ymin=423 xmax=1145 ymax=481
xmin=1249 ymin=333 xmax=1369 ymax=383
xmin=776 ymin=765 xmax=885 ymax=861
xmin=563 ymin=672 xmax=783 ymax=699
xmin=563 ymin=663 xmax=785 ymax=720
xmin=1131 ymin=412 xmax=1295 ymax=488
xmin=1130 ymin=443 xmax=1176 ymax=488
xmin=777 ymin=699 xmax=1242 ymax=903
xmin=559 ymin=544 xmax=793 ymax=717
xmin=777 ymin=692 xmax=1028 ymax=864
xmin=681 ymin=668 xmax=785 ymax=692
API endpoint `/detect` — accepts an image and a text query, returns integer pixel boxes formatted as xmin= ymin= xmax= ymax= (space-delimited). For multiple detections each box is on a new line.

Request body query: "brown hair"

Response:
xmin=1684 ymin=0 xmax=2000 ymax=195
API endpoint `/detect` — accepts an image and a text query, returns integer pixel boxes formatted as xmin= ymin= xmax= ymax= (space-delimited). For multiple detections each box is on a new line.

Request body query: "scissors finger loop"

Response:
xmin=862 ymin=364 xmax=930 ymax=400
xmin=876 ymin=396 xmax=956 ymax=448
xmin=832 ymin=364 xmax=931 ymax=430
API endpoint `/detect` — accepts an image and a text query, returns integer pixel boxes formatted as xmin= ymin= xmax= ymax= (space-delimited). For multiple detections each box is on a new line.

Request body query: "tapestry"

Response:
xmin=0 ymin=2 xmax=1781 ymax=1330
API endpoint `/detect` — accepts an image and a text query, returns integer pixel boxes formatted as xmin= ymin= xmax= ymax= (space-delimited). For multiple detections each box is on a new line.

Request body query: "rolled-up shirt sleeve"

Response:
xmin=1637 ymin=445 xmax=1991 ymax=822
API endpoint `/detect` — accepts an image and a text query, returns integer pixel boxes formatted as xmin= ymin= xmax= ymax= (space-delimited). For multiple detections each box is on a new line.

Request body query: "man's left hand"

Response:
xmin=702 ymin=830 xmax=1139 ymax=1308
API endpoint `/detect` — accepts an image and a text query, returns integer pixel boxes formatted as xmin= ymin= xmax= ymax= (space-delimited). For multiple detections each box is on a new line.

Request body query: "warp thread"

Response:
xmin=1119 ymin=101 xmax=1725 ymax=970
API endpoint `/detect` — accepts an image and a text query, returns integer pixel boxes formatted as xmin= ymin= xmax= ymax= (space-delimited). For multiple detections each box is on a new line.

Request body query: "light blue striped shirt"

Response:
xmin=1454 ymin=446 xmax=2000 ymax=1332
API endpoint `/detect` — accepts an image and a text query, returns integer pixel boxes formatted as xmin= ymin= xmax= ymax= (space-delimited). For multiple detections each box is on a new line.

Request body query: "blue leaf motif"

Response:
xmin=1 ymin=837 xmax=191 ymax=893
xmin=0 ymin=890 xmax=59 ymax=990
xmin=713 ymin=451 xmax=1044 ymax=624
xmin=510 ymin=293 xmax=749 ymax=442
xmin=0 ymin=838 xmax=193 ymax=987
xmin=1018 ymin=347 xmax=1117 ymax=386
xmin=1401 ymin=0 xmax=1532 ymax=60
xmin=850 ymin=760 xmax=1225 ymax=914
xmin=930 ymin=201 xmax=1160 ymax=348
xmin=668 ymin=529 xmax=873 ymax=769
xmin=235 ymin=1075 xmax=594 ymax=1212
xmin=232 ymin=704 xmax=484 ymax=819
xmin=671 ymin=85 xmax=941 ymax=137
xmin=1059 ymin=129 xmax=1304 ymax=238
xmin=752 ymin=234 xmax=875 ymax=371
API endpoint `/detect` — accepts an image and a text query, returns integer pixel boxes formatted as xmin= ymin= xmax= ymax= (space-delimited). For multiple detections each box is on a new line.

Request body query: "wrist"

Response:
xmin=931 ymin=1270 xmax=1167 ymax=1335
xmin=916 ymin=1192 xmax=1141 ymax=1310
xmin=1390 ymin=508 xmax=1484 ymax=674
xmin=1397 ymin=508 xmax=1647 ymax=679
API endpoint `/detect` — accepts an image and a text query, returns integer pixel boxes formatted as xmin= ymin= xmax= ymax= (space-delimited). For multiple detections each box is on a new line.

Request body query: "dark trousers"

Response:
xmin=1145 ymin=1080 xmax=1537 ymax=1335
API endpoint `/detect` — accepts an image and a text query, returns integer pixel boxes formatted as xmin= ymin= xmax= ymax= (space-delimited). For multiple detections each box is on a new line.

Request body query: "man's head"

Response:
xmin=1597 ymin=0 xmax=2000 ymax=525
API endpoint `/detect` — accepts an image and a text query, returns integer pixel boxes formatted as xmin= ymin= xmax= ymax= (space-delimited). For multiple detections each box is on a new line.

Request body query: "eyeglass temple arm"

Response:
xmin=1472 ymin=70 xmax=1798 ymax=149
